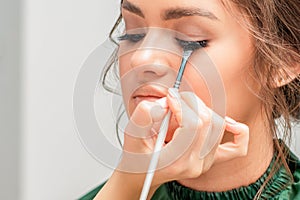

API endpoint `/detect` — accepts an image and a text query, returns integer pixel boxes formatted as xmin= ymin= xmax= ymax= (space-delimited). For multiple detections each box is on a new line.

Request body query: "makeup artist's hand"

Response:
xmin=149 ymin=89 xmax=249 ymax=185
xmin=115 ymin=89 xmax=249 ymax=196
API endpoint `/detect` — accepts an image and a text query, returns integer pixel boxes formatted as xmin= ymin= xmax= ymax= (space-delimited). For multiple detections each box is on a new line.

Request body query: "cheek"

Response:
xmin=211 ymin=25 xmax=253 ymax=77
xmin=119 ymin=54 xmax=132 ymax=78
xmin=208 ymin=33 xmax=260 ymax=119
xmin=119 ymin=54 xmax=135 ymax=116
xmin=183 ymin=66 xmax=212 ymax=106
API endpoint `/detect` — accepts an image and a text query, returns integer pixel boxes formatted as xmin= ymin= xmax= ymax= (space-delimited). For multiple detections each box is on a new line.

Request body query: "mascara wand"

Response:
xmin=140 ymin=41 xmax=202 ymax=200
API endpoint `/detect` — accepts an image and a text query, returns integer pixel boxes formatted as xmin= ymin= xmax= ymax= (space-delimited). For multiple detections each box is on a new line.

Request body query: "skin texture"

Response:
xmin=95 ymin=0 xmax=276 ymax=199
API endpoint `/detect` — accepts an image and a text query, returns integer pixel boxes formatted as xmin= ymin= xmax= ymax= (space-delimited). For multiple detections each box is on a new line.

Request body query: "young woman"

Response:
xmin=81 ymin=0 xmax=300 ymax=199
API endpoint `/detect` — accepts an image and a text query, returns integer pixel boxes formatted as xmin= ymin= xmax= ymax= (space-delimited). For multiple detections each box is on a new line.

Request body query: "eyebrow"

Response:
xmin=122 ymin=1 xmax=219 ymax=21
xmin=122 ymin=1 xmax=144 ymax=18
xmin=163 ymin=8 xmax=219 ymax=21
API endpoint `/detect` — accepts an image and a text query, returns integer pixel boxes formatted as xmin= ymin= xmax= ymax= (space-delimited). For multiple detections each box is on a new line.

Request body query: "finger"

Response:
xmin=180 ymin=91 xmax=210 ymax=120
xmin=161 ymin=89 xmax=201 ymax=162
xmin=167 ymin=88 xmax=203 ymax=129
xmin=126 ymin=99 xmax=168 ymax=139
xmin=199 ymin=112 xmax=225 ymax=158
xmin=180 ymin=92 xmax=225 ymax=158
xmin=214 ymin=117 xmax=249 ymax=163
xmin=163 ymin=89 xmax=207 ymax=163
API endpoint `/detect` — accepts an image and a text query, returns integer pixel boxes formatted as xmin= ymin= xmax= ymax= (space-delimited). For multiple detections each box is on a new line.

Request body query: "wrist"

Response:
xmin=94 ymin=170 xmax=146 ymax=200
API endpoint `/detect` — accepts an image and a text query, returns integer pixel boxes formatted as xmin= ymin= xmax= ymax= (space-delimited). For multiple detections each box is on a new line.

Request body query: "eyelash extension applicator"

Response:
xmin=140 ymin=41 xmax=203 ymax=200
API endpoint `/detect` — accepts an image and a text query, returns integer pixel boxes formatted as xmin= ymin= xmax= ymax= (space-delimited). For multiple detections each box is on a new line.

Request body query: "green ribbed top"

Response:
xmin=79 ymin=148 xmax=300 ymax=200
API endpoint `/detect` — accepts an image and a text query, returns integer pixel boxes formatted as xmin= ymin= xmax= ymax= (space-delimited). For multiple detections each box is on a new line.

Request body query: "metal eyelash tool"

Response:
xmin=140 ymin=41 xmax=203 ymax=200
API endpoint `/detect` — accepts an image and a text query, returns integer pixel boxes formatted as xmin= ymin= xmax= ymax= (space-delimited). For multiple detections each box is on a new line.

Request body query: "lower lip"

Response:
xmin=134 ymin=96 xmax=161 ymax=105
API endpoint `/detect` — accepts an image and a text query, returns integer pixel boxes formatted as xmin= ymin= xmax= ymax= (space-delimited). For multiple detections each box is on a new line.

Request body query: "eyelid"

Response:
xmin=118 ymin=33 xmax=146 ymax=42
xmin=117 ymin=33 xmax=209 ymax=49
xmin=175 ymin=38 xmax=208 ymax=48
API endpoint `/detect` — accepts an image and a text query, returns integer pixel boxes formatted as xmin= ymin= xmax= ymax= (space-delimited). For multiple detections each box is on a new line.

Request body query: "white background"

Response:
xmin=20 ymin=0 xmax=120 ymax=199
xmin=0 ymin=0 xmax=299 ymax=199
xmin=1 ymin=0 xmax=119 ymax=199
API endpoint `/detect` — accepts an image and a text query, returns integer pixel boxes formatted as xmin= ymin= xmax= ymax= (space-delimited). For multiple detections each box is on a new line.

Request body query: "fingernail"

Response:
xmin=168 ymin=88 xmax=180 ymax=99
xmin=225 ymin=116 xmax=237 ymax=125
xmin=155 ymin=97 xmax=167 ymax=108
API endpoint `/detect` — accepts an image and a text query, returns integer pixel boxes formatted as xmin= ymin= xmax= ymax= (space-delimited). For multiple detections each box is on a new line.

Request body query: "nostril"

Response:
xmin=144 ymin=70 xmax=157 ymax=75
xmin=138 ymin=69 xmax=164 ymax=82
xmin=133 ymin=64 xmax=172 ymax=83
xmin=141 ymin=64 xmax=169 ymax=77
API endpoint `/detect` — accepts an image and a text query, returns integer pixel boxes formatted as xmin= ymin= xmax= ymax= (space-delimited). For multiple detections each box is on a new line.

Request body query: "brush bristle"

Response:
xmin=183 ymin=41 xmax=202 ymax=51
xmin=183 ymin=49 xmax=193 ymax=58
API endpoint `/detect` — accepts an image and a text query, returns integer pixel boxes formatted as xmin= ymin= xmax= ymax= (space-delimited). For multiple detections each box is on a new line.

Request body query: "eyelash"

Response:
xmin=118 ymin=33 xmax=208 ymax=48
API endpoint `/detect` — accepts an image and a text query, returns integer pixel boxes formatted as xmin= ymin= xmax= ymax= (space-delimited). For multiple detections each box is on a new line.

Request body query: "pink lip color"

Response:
xmin=134 ymin=96 xmax=162 ymax=105
xmin=132 ymin=85 xmax=168 ymax=106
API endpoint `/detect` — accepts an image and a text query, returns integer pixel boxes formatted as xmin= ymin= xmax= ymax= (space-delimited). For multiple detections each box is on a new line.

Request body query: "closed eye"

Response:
xmin=175 ymin=38 xmax=208 ymax=49
xmin=118 ymin=33 xmax=146 ymax=43
xmin=118 ymin=33 xmax=208 ymax=49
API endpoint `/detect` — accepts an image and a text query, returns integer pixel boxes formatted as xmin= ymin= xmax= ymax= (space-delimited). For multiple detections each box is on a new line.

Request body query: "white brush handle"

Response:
xmin=140 ymin=48 xmax=193 ymax=199
xmin=139 ymin=110 xmax=171 ymax=200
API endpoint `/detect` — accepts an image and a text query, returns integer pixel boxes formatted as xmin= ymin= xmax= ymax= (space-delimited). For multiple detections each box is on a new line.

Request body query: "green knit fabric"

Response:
xmin=79 ymin=148 xmax=300 ymax=200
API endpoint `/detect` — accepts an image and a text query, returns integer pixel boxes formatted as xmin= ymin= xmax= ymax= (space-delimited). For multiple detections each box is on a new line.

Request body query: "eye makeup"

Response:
xmin=118 ymin=33 xmax=146 ymax=43
xmin=118 ymin=33 xmax=208 ymax=49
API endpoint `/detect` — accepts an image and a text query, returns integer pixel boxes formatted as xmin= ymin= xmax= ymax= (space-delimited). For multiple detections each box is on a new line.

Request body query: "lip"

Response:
xmin=132 ymin=85 xmax=168 ymax=105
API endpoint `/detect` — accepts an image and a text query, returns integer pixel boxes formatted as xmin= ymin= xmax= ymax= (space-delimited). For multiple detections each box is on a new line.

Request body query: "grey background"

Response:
xmin=0 ymin=0 xmax=21 ymax=199
xmin=0 ymin=0 xmax=299 ymax=199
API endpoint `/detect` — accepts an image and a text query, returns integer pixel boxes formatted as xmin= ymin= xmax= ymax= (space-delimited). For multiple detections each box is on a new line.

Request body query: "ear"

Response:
xmin=275 ymin=62 xmax=300 ymax=87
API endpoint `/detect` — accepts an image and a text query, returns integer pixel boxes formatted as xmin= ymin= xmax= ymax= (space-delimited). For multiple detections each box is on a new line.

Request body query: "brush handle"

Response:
xmin=173 ymin=50 xmax=192 ymax=89
xmin=140 ymin=50 xmax=193 ymax=199
xmin=139 ymin=110 xmax=171 ymax=200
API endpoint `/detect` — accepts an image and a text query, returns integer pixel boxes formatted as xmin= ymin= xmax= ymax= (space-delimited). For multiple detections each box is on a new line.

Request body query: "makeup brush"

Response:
xmin=140 ymin=41 xmax=203 ymax=200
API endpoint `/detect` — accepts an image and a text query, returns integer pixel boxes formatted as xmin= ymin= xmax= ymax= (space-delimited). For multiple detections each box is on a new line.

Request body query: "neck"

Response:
xmin=178 ymin=113 xmax=274 ymax=192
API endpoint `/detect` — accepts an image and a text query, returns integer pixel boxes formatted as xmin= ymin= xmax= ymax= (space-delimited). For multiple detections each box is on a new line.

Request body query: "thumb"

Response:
xmin=126 ymin=98 xmax=168 ymax=139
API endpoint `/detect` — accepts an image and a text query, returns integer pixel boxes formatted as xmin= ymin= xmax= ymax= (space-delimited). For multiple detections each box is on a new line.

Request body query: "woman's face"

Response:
xmin=118 ymin=0 xmax=260 ymax=139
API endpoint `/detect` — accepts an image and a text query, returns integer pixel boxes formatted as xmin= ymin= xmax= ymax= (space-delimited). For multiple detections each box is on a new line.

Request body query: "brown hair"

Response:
xmin=223 ymin=0 xmax=300 ymax=198
xmin=102 ymin=0 xmax=300 ymax=198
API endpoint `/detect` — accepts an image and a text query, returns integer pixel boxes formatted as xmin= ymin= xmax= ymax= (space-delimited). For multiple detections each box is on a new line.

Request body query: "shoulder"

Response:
xmin=151 ymin=184 xmax=172 ymax=200
xmin=78 ymin=182 xmax=172 ymax=200
xmin=276 ymin=150 xmax=300 ymax=199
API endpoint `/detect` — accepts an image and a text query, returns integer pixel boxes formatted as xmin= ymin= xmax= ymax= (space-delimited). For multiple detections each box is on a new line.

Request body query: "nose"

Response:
xmin=128 ymin=30 xmax=178 ymax=82
xmin=130 ymin=48 xmax=172 ymax=80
